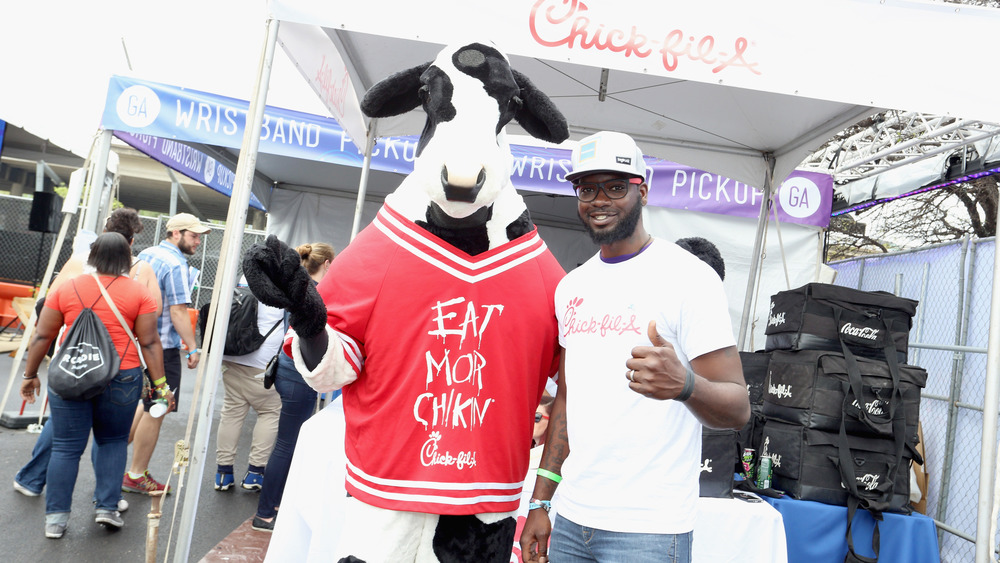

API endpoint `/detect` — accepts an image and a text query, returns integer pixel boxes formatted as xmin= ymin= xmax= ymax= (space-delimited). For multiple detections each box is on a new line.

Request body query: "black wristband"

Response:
xmin=675 ymin=367 xmax=696 ymax=402
xmin=22 ymin=373 xmax=38 ymax=380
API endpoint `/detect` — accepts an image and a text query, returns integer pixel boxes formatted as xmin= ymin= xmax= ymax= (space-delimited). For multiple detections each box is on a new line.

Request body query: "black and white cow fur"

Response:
xmin=245 ymin=41 xmax=568 ymax=563
xmin=362 ymin=41 xmax=568 ymax=255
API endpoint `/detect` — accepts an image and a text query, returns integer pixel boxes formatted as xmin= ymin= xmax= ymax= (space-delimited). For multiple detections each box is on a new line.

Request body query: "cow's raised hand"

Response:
xmin=243 ymin=235 xmax=327 ymax=339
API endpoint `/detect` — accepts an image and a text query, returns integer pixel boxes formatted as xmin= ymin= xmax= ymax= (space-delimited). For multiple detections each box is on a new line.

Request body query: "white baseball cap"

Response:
xmin=166 ymin=212 xmax=210 ymax=234
xmin=567 ymin=131 xmax=647 ymax=182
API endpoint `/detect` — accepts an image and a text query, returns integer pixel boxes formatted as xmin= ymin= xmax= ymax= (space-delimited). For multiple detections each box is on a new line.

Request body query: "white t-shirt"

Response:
xmin=554 ymin=238 xmax=735 ymax=534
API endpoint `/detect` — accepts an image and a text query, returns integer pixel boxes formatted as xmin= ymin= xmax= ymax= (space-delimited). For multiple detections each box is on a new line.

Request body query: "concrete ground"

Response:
xmin=0 ymin=340 xmax=272 ymax=562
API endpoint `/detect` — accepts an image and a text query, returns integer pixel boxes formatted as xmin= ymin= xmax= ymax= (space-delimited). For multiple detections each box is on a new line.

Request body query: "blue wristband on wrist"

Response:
xmin=186 ymin=348 xmax=199 ymax=359
xmin=528 ymin=498 xmax=551 ymax=512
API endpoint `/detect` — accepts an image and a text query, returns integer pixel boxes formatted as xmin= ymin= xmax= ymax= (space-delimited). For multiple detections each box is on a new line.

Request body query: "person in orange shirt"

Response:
xmin=20 ymin=233 xmax=173 ymax=539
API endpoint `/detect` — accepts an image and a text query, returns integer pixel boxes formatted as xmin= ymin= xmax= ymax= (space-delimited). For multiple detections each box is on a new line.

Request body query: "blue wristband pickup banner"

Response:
xmin=101 ymin=76 xmax=831 ymax=226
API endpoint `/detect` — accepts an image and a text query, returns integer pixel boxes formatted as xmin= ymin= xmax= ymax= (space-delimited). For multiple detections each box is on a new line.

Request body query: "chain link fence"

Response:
xmin=828 ymin=236 xmax=997 ymax=563
xmin=0 ymin=192 xmax=265 ymax=331
xmin=0 ymin=194 xmax=77 ymax=286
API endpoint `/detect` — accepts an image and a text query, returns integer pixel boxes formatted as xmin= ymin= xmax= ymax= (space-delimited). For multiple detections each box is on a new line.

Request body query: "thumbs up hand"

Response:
xmin=625 ymin=320 xmax=688 ymax=400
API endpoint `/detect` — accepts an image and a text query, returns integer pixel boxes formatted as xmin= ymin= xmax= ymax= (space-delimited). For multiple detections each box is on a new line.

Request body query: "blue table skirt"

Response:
xmin=763 ymin=496 xmax=940 ymax=563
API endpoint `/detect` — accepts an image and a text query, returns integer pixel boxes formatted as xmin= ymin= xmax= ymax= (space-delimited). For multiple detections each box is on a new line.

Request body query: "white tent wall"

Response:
xmin=646 ymin=207 xmax=826 ymax=351
xmin=266 ymin=187 xmax=380 ymax=251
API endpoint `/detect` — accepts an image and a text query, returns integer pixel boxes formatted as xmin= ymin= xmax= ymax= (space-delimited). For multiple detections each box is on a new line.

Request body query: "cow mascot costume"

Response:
xmin=245 ymin=42 xmax=569 ymax=562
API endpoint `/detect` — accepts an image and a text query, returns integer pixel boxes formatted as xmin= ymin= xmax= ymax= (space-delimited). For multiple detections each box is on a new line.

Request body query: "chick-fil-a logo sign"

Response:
xmin=528 ymin=0 xmax=762 ymax=75
xmin=313 ymin=55 xmax=350 ymax=117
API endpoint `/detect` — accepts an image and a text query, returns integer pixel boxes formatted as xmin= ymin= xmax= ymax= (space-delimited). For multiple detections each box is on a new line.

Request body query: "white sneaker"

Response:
xmin=13 ymin=479 xmax=40 ymax=497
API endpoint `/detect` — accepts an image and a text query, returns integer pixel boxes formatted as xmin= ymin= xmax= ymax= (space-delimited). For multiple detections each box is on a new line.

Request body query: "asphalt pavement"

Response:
xmin=0 ymin=346 xmax=267 ymax=562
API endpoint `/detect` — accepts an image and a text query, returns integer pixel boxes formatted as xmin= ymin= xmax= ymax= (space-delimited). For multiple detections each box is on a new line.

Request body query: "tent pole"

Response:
xmin=974 ymin=206 xmax=1000 ymax=563
xmin=171 ymin=16 xmax=280 ymax=563
xmin=737 ymin=154 xmax=775 ymax=351
xmin=82 ymin=130 xmax=112 ymax=233
xmin=350 ymin=123 xmax=377 ymax=242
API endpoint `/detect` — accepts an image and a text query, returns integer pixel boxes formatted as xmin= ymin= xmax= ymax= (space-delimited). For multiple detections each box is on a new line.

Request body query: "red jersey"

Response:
xmin=46 ymin=274 xmax=158 ymax=370
xmin=316 ymin=204 xmax=564 ymax=514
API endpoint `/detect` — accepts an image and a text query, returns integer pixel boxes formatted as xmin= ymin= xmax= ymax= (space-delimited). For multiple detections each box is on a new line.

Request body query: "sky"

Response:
xmin=0 ymin=0 xmax=328 ymax=157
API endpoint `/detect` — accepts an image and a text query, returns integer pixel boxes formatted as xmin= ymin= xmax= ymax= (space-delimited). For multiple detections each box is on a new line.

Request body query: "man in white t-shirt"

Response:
xmin=520 ymin=131 xmax=751 ymax=563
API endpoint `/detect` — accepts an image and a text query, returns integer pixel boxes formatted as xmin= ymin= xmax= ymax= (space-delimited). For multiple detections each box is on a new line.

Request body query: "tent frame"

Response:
xmin=174 ymin=15 xmax=1000 ymax=563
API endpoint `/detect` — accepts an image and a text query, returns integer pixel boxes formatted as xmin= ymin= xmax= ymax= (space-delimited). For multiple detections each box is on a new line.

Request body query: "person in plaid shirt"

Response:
xmin=122 ymin=213 xmax=208 ymax=495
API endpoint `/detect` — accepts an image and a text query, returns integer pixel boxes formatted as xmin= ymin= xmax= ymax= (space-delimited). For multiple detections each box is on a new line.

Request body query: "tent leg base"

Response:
xmin=0 ymin=412 xmax=48 ymax=429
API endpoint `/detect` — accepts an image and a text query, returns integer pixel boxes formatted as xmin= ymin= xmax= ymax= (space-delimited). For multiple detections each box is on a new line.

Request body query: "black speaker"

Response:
xmin=28 ymin=192 xmax=63 ymax=233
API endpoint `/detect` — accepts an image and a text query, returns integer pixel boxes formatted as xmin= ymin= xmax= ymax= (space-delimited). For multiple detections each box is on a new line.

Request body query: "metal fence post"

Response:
xmin=912 ymin=262 xmax=930 ymax=368
xmin=937 ymin=235 xmax=971 ymax=539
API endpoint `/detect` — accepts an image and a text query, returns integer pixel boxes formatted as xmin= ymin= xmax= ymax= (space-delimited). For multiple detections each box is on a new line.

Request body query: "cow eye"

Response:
xmin=418 ymin=86 xmax=429 ymax=102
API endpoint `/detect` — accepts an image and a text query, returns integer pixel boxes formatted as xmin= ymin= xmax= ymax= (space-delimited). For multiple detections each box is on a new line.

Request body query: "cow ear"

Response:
xmin=511 ymin=69 xmax=570 ymax=144
xmin=361 ymin=63 xmax=431 ymax=118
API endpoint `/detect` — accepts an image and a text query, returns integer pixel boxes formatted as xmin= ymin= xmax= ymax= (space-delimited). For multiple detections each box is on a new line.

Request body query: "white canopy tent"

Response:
xmin=176 ymin=1 xmax=1000 ymax=561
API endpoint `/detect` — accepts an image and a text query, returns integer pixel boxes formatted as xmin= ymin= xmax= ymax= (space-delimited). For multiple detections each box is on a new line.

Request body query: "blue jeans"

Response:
xmin=45 ymin=367 xmax=143 ymax=520
xmin=15 ymin=420 xmax=101 ymax=495
xmin=256 ymin=355 xmax=331 ymax=519
xmin=549 ymin=514 xmax=693 ymax=563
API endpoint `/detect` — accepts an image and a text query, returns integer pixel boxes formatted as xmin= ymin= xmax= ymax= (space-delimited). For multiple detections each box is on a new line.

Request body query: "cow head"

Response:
xmin=361 ymin=42 xmax=568 ymax=227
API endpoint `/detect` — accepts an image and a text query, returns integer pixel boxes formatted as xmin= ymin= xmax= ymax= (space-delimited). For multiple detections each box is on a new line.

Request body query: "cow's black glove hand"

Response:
xmin=243 ymin=235 xmax=327 ymax=339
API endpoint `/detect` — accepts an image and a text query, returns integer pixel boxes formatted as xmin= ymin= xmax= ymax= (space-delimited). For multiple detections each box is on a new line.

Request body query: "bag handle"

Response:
xmin=92 ymin=273 xmax=146 ymax=370
xmin=835 ymin=382 xmax=907 ymax=514
xmin=844 ymin=496 xmax=882 ymax=563
xmin=833 ymin=308 xmax=901 ymax=430
xmin=262 ymin=318 xmax=282 ymax=339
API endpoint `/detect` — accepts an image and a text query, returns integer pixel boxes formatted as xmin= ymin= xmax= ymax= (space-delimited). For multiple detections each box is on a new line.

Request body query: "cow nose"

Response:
xmin=441 ymin=165 xmax=486 ymax=203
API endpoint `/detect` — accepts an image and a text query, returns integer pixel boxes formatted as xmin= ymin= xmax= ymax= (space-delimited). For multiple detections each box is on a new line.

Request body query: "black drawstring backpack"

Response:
xmin=48 ymin=277 xmax=123 ymax=401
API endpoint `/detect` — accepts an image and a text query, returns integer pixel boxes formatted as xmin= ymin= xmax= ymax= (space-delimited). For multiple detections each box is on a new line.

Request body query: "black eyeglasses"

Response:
xmin=572 ymin=177 xmax=643 ymax=202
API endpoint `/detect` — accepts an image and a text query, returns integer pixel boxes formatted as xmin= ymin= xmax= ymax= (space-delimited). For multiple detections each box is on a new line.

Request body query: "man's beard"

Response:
xmin=177 ymin=238 xmax=197 ymax=256
xmin=579 ymin=196 xmax=643 ymax=245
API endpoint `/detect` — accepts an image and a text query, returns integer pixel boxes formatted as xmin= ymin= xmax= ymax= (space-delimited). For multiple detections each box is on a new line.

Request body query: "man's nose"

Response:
xmin=591 ymin=189 xmax=614 ymax=205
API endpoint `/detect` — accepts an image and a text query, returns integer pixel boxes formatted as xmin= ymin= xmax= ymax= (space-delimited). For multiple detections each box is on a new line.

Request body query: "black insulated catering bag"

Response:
xmin=740 ymin=351 xmax=771 ymax=407
xmin=762 ymin=350 xmax=926 ymax=441
xmin=699 ymin=428 xmax=736 ymax=498
xmin=736 ymin=351 xmax=771 ymax=462
xmin=764 ymin=283 xmax=917 ymax=363
xmin=759 ymin=419 xmax=913 ymax=513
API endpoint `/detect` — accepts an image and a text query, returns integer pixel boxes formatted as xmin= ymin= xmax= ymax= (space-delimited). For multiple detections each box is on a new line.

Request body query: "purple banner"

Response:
xmin=508 ymin=147 xmax=832 ymax=227
xmin=115 ymin=131 xmax=266 ymax=211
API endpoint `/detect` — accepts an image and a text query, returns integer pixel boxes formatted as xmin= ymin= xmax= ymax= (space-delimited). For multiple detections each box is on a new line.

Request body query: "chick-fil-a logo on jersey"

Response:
xmin=528 ymin=0 xmax=762 ymax=75
xmin=562 ymin=297 xmax=642 ymax=338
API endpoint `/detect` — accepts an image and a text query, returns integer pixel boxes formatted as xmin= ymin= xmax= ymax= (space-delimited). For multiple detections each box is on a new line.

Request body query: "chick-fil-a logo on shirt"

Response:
xmin=562 ymin=297 xmax=642 ymax=338
xmin=528 ymin=0 xmax=762 ymax=76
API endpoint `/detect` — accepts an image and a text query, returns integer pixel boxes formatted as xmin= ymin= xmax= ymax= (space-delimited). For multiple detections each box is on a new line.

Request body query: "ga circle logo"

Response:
xmin=115 ymin=85 xmax=161 ymax=128
xmin=778 ymin=177 xmax=821 ymax=219
xmin=204 ymin=156 xmax=216 ymax=184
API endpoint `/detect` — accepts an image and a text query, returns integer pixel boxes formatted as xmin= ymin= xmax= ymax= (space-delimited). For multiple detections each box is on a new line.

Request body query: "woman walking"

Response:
xmin=252 ymin=242 xmax=334 ymax=532
xmin=20 ymin=233 xmax=174 ymax=539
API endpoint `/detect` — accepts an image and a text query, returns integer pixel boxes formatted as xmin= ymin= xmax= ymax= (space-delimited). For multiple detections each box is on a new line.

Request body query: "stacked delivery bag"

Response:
xmin=759 ymin=283 xmax=926 ymax=563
